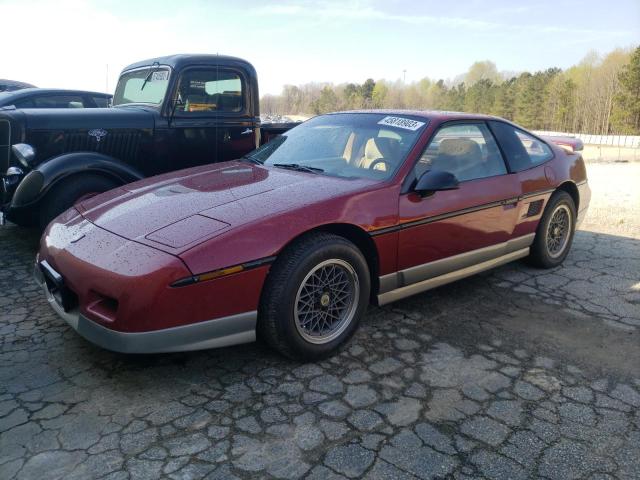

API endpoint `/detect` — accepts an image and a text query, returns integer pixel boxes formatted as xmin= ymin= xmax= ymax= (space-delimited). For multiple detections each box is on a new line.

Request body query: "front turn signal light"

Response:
xmin=170 ymin=265 xmax=245 ymax=287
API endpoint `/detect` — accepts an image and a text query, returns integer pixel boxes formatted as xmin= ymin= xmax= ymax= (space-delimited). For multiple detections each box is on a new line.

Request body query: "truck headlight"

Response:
xmin=11 ymin=143 xmax=36 ymax=168
xmin=6 ymin=166 xmax=24 ymax=176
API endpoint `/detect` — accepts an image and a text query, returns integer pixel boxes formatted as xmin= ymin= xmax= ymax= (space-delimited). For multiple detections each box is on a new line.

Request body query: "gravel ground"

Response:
xmin=0 ymin=161 xmax=638 ymax=479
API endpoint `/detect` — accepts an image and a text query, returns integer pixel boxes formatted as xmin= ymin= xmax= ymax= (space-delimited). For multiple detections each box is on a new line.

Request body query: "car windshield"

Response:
xmin=248 ymin=113 xmax=427 ymax=180
xmin=112 ymin=67 xmax=171 ymax=106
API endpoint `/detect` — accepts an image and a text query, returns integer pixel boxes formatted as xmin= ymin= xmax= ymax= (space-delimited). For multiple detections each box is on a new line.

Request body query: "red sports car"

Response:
xmin=36 ymin=111 xmax=590 ymax=359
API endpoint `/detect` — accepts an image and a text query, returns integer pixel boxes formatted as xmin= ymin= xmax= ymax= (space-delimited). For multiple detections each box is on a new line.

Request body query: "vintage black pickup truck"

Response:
xmin=0 ymin=54 xmax=296 ymax=228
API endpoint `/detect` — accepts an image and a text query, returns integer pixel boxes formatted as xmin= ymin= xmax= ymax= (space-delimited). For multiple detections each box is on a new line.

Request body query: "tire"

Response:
xmin=258 ymin=232 xmax=371 ymax=361
xmin=38 ymin=174 xmax=119 ymax=230
xmin=527 ymin=190 xmax=576 ymax=268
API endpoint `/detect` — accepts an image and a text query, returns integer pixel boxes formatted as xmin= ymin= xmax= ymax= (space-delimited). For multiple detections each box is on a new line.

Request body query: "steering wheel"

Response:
xmin=368 ymin=158 xmax=389 ymax=171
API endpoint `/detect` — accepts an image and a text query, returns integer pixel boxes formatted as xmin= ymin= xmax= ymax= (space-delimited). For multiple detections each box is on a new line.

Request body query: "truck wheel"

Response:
xmin=258 ymin=232 xmax=370 ymax=361
xmin=527 ymin=191 xmax=576 ymax=269
xmin=38 ymin=174 xmax=119 ymax=230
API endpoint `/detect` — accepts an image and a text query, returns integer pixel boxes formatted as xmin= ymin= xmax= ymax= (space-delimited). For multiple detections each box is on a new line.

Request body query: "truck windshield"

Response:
xmin=112 ymin=67 xmax=171 ymax=106
xmin=249 ymin=113 xmax=427 ymax=180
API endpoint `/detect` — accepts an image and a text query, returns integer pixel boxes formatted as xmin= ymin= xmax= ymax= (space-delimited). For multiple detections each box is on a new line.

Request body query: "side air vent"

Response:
xmin=526 ymin=200 xmax=544 ymax=217
xmin=63 ymin=130 xmax=142 ymax=162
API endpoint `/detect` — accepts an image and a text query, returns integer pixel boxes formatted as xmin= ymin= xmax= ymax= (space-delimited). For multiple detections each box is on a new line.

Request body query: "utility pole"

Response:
xmin=403 ymin=69 xmax=407 ymax=83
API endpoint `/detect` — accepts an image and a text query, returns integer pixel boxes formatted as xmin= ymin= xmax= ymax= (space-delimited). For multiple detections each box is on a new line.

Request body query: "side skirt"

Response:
xmin=377 ymin=234 xmax=534 ymax=306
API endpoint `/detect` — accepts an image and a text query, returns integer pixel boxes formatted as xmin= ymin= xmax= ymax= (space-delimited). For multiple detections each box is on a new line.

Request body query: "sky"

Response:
xmin=1 ymin=0 xmax=638 ymax=95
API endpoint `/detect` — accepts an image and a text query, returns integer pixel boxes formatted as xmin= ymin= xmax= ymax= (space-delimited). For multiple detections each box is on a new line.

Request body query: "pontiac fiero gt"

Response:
xmin=36 ymin=111 xmax=590 ymax=359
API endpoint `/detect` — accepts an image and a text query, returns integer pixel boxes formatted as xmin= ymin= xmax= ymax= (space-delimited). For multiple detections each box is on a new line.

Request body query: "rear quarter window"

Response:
xmin=489 ymin=121 xmax=553 ymax=172
xmin=93 ymin=96 xmax=111 ymax=108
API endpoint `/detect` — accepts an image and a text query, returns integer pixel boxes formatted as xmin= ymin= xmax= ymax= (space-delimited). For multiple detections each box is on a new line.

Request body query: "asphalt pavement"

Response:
xmin=0 ymin=161 xmax=638 ymax=479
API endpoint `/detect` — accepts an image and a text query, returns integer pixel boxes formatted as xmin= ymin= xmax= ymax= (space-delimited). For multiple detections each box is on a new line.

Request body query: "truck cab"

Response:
xmin=0 ymin=54 xmax=296 ymax=228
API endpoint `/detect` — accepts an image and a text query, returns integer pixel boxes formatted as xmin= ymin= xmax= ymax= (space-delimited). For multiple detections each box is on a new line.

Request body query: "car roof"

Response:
xmin=122 ymin=54 xmax=256 ymax=74
xmin=0 ymin=88 xmax=112 ymax=101
xmin=331 ymin=109 xmax=502 ymax=123
xmin=0 ymin=79 xmax=36 ymax=91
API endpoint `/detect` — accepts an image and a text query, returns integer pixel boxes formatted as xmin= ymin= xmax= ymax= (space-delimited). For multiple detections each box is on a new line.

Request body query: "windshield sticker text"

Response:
xmin=377 ymin=116 xmax=425 ymax=131
xmin=151 ymin=71 xmax=168 ymax=81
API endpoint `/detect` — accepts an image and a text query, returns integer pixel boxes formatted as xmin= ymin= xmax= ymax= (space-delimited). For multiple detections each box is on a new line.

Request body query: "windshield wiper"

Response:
xmin=140 ymin=62 xmax=160 ymax=92
xmin=272 ymin=163 xmax=324 ymax=174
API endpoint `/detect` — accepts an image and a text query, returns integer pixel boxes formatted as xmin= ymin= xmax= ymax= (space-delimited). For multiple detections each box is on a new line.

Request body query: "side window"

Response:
xmin=13 ymin=99 xmax=34 ymax=108
xmin=175 ymin=69 xmax=244 ymax=114
xmin=415 ymin=123 xmax=507 ymax=182
xmin=488 ymin=121 xmax=553 ymax=172
xmin=33 ymin=95 xmax=86 ymax=108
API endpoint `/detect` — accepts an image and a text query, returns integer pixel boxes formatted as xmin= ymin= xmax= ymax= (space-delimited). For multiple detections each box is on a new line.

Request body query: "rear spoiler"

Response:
xmin=540 ymin=135 xmax=584 ymax=152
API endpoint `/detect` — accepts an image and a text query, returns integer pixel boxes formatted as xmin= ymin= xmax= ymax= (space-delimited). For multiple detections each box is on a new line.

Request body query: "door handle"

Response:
xmin=241 ymin=128 xmax=253 ymax=135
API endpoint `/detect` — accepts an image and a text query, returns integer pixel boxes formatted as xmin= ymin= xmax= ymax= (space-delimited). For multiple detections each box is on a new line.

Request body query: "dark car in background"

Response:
xmin=0 ymin=89 xmax=112 ymax=109
xmin=0 ymin=54 xmax=296 ymax=229
xmin=0 ymin=79 xmax=36 ymax=92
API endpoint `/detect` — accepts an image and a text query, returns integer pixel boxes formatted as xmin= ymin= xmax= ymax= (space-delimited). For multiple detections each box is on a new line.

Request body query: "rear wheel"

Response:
xmin=38 ymin=174 xmax=119 ymax=230
xmin=258 ymin=232 xmax=370 ymax=360
xmin=527 ymin=191 xmax=576 ymax=268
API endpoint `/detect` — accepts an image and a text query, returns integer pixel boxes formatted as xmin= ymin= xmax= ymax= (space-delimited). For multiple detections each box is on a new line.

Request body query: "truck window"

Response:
xmin=113 ymin=67 xmax=171 ymax=106
xmin=175 ymin=68 xmax=244 ymax=114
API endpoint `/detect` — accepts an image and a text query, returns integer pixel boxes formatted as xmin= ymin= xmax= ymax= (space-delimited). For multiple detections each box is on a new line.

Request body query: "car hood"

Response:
xmin=17 ymin=105 xmax=154 ymax=130
xmin=77 ymin=161 xmax=372 ymax=253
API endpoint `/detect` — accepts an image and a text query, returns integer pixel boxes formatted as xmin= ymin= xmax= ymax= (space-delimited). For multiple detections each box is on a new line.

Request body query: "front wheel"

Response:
xmin=258 ymin=232 xmax=370 ymax=360
xmin=527 ymin=191 xmax=576 ymax=268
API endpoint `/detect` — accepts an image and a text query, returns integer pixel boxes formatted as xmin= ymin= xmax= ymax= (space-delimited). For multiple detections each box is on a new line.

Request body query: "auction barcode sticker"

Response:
xmin=151 ymin=71 xmax=169 ymax=81
xmin=377 ymin=116 xmax=425 ymax=131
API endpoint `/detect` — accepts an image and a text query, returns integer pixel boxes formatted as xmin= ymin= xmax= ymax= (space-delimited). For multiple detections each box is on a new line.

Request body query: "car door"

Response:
xmin=168 ymin=67 xmax=254 ymax=168
xmin=395 ymin=121 xmax=523 ymax=287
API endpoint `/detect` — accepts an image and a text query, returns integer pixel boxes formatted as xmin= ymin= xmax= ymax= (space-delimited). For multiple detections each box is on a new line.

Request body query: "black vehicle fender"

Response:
xmin=11 ymin=152 xmax=144 ymax=207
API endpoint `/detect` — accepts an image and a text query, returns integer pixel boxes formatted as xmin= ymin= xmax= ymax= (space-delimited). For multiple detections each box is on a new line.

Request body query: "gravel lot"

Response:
xmin=1 ymin=161 xmax=639 ymax=480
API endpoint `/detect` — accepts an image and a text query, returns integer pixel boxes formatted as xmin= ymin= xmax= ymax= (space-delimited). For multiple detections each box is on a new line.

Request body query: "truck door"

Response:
xmin=169 ymin=67 xmax=255 ymax=167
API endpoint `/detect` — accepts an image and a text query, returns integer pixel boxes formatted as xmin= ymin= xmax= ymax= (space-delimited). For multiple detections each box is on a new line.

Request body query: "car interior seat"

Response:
xmin=358 ymin=137 xmax=402 ymax=171
xmin=218 ymin=91 xmax=241 ymax=112
xmin=433 ymin=138 xmax=481 ymax=178
xmin=183 ymin=86 xmax=215 ymax=112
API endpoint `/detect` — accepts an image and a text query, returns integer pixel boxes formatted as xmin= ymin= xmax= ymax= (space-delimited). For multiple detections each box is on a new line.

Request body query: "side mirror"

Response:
xmin=414 ymin=169 xmax=459 ymax=196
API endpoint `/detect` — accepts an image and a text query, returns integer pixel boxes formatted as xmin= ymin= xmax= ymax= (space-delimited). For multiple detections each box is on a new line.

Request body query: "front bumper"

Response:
xmin=35 ymin=261 xmax=256 ymax=353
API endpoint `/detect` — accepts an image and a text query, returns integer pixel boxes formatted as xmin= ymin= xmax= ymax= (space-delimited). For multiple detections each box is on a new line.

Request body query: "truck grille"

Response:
xmin=63 ymin=130 xmax=142 ymax=162
xmin=0 ymin=119 xmax=10 ymax=173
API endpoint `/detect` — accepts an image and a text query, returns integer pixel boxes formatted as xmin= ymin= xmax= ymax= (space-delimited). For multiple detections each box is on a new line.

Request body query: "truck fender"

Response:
xmin=11 ymin=152 xmax=144 ymax=207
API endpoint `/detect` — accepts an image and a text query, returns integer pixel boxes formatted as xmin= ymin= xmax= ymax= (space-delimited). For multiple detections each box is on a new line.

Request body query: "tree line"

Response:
xmin=261 ymin=46 xmax=640 ymax=135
